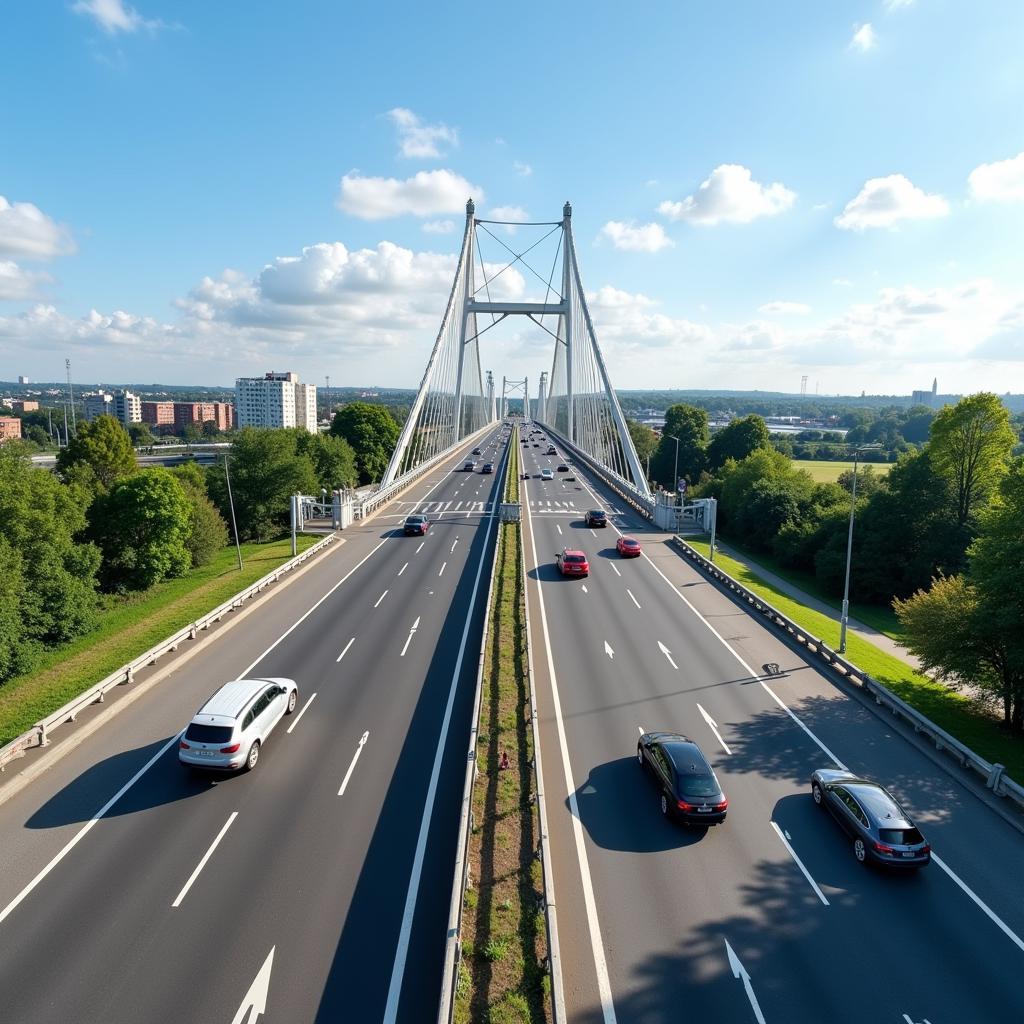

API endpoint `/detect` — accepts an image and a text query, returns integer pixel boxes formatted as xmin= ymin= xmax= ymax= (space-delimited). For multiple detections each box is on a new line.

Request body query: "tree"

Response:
xmin=650 ymin=404 xmax=708 ymax=488
xmin=836 ymin=464 xmax=883 ymax=498
xmin=330 ymin=402 xmax=401 ymax=484
xmin=294 ymin=430 xmax=358 ymax=491
xmin=128 ymin=423 xmax=156 ymax=447
xmin=707 ymin=415 xmax=771 ymax=472
xmin=0 ymin=537 xmax=30 ymax=680
xmin=56 ymin=415 xmax=137 ymax=493
xmin=929 ymin=393 xmax=1016 ymax=527
xmin=172 ymin=462 xmax=229 ymax=568
xmin=626 ymin=419 xmax=659 ymax=472
xmin=207 ymin=428 xmax=319 ymax=541
xmin=91 ymin=469 xmax=193 ymax=591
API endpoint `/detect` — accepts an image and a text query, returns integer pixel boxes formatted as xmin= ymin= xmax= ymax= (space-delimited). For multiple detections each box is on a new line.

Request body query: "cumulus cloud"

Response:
xmin=758 ymin=301 xmax=810 ymax=315
xmin=487 ymin=206 xmax=529 ymax=234
xmin=658 ymin=165 xmax=796 ymax=225
xmin=0 ymin=196 xmax=75 ymax=260
xmin=337 ymin=170 xmax=483 ymax=220
xmin=422 ymin=220 xmax=456 ymax=234
xmin=834 ymin=174 xmax=949 ymax=230
xmin=968 ymin=152 xmax=1024 ymax=202
xmin=513 ymin=161 xmax=533 ymax=177
xmin=587 ymin=286 xmax=712 ymax=351
xmin=0 ymin=261 xmax=52 ymax=302
xmin=599 ymin=221 xmax=674 ymax=252
xmin=386 ymin=108 xmax=458 ymax=159
xmin=72 ymin=0 xmax=163 ymax=34
xmin=850 ymin=23 xmax=876 ymax=51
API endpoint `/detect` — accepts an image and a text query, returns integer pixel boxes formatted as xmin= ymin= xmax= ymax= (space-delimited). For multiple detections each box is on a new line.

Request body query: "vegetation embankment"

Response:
xmin=686 ymin=537 xmax=1024 ymax=783
xmin=456 ymin=429 xmax=550 ymax=1024
xmin=0 ymin=535 xmax=320 ymax=747
xmin=790 ymin=459 xmax=894 ymax=483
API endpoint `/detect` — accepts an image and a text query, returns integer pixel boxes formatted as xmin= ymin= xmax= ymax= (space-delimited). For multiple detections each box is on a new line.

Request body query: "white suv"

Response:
xmin=179 ymin=678 xmax=298 ymax=772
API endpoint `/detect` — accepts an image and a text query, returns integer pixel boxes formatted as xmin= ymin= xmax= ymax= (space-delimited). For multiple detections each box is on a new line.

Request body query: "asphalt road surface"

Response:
xmin=519 ymin=429 xmax=1024 ymax=1024
xmin=0 ymin=425 xmax=511 ymax=1024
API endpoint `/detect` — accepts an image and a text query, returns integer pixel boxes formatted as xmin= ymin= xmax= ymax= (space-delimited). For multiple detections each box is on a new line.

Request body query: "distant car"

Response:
xmin=547 ymin=446 xmax=557 ymax=455
xmin=565 ymin=472 xmax=576 ymax=481
xmin=533 ymin=443 xmax=540 ymax=447
xmin=556 ymin=548 xmax=589 ymax=576
xmin=585 ymin=509 xmax=607 ymax=528
xmin=472 ymin=447 xmax=482 ymax=455
xmin=482 ymin=462 xmax=494 ymax=474
xmin=811 ymin=769 xmax=930 ymax=868
xmin=616 ymin=536 xmax=641 ymax=557
xmin=521 ymin=440 xmax=529 ymax=445
xmin=463 ymin=460 xmax=475 ymax=471
xmin=637 ymin=732 xmax=728 ymax=824
xmin=521 ymin=471 xmax=530 ymax=480
xmin=179 ymin=678 xmax=298 ymax=772
xmin=403 ymin=514 xmax=429 ymax=535
xmin=556 ymin=464 xmax=569 ymax=472
xmin=541 ymin=468 xmax=554 ymax=480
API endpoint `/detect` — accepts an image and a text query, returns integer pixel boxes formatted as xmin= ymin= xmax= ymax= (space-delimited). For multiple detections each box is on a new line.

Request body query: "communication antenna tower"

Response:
xmin=66 ymin=358 xmax=77 ymax=434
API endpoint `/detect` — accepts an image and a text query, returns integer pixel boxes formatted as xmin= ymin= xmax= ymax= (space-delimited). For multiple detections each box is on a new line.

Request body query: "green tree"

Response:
xmin=294 ymin=430 xmax=359 ymax=491
xmin=0 ymin=537 xmax=31 ymax=680
xmin=707 ymin=414 xmax=771 ymax=471
xmin=836 ymin=464 xmax=883 ymax=498
xmin=650 ymin=404 xmax=708 ymax=489
xmin=330 ymin=402 xmax=401 ymax=484
xmin=56 ymin=414 xmax=137 ymax=492
xmin=929 ymin=392 xmax=1016 ymax=527
xmin=172 ymin=463 xmax=229 ymax=568
xmin=128 ymin=423 xmax=156 ymax=447
xmin=626 ymin=419 xmax=659 ymax=473
xmin=207 ymin=428 xmax=319 ymax=541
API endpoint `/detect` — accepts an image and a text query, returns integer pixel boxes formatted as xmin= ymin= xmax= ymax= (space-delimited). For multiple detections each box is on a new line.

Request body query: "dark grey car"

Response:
xmin=638 ymin=731 xmax=728 ymax=825
xmin=811 ymin=768 xmax=930 ymax=868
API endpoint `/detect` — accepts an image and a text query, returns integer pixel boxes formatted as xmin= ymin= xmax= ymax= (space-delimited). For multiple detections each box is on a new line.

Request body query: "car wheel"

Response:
xmin=660 ymin=792 xmax=669 ymax=817
xmin=286 ymin=688 xmax=297 ymax=714
xmin=812 ymin=782 xmax=823 ymax=806
xmin=245 ymin=741 xmax=260 ymax=772
xmin=853 ymin=837 xmax=867 ymax=863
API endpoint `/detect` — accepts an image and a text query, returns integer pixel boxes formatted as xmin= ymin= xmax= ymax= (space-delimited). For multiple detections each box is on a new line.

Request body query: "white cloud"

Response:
xmin=0 ymin=196 xmax=75 ymax=260
xmin=422 ymin=220 xmax=456 ymax=234
xmin=833 ymin=278 xmax=854 ymax=287
xmin=0 ymin=261 xmax=52 ymax=302
xmin=587 ymin=286 xmax=712 ymax=351
xmin=337 ymin=170 xmax=483 ymax=220
xmin=487 ymin=206 xmax=529 ymax=234
xmin=658 ymin=164 xmax=796 ymax=225
xmin=758 ymin=301 xmax=811 ymax=315
xmin=850 ymin=23 xmax=876 ymax=52
xmin=968 ymin=152 xmax=1024 ymax=202
xmin=834 ymin=174 xmax=949 ymax=230
xmin=513 ymin=161 xmax=533 ymax=177
xmin=884 ymin=0 xmax=914 ymax=10
xmin=386 ymin=108 xmax=458 ymax=159
xmin=72 ymin=0 xmax=163 ymax=34
xmin=599 ymin=221 xmax=674 ymax=253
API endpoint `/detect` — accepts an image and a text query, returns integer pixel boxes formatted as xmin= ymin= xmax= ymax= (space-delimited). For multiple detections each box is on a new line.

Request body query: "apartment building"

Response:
xmin=84 ymin=393 xmax=114 ymax=421
xmin=142 ymin=401 xmax=175 ymax=431
xmin=235 ymin=372 xmax=317 ymax=433
xmin=113 ymin=391 xmax=142 ymax=426
xmin=9 ymin=399 xmax=38 ymax=413
xmin=0 ymin=417 xmax=22 ymax=442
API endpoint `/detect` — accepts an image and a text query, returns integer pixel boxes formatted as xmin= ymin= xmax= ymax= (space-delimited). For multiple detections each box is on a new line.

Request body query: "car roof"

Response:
xmin=846 ymin=782 xmax=910 ymax=824
xmin=196 ymin=679 xmax=275 ymax=720
xmin=589 ymin=508 xmax=606 ymax=515
xmin=562 ymin=548 xmax=586 ymax=557
xmin=620 ymin=536 xmax=639 ymax=543
xmin=405 ymin=514 xmax=426 ymax=521
xmin=662 ymin=740 xmax=712 ymax=774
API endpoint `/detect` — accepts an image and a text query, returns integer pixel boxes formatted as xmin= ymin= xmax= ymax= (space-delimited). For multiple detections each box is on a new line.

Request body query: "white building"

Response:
xmin=113 ymin=390 xmax=142 ymax=426
xmin=235 ymin=371 xmax=318 ymax=433
xmin=84 ymin=392 xmax=114 ymax=421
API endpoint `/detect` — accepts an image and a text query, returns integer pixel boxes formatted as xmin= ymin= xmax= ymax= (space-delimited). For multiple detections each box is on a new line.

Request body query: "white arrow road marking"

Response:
xmin=657 ymin=640 xmax=678 ymax=670
xmin=400 ymin=617 xmax=421 ymax=657
xmin=725 ymin=940 xmax=766 ymax=1024
xmin=338 ymin=731 xmax=370 ymax=796
xmin=604 ymin=641 xmax=614 ymax=660
xmin=696 ymin=703 xmax=732 ymax=754
xmin=172 ymin=812 xmax=238 ymax=908
xmin=397 ymin=561 xmax=409 ymax=576
xmin=336 ymin=637 xmax=355 ymax=662
xmin=374 ymin=589 xmax=389 ymax=608
xmin=439 ymin=561 xmax=447 ymax=577
xmin=769 ymin=821 xmax=829 ymax=906
xmin=286 ymin=692 xmax=317 ymax=734
xmin=626 ymin=589 xmax=641 ymax=609
xmin=230 ymin=946 xmax=274 ymax=1024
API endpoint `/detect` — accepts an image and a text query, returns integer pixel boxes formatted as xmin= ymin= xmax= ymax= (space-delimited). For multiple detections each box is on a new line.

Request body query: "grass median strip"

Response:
xmin=456 ymin=482 xmax=550 ymax=1022
xmin=0 ymin=535 xmax=321 ymax=747
xmin=686 ymin=537 xmax=1024 ymax=782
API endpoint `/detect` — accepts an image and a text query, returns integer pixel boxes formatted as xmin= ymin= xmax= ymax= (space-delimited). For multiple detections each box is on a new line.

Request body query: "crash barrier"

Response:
xmin=671 ymin=537 xmax=1024 ymax=814
xmin=0 ymin=534 xmax=339 ymax=773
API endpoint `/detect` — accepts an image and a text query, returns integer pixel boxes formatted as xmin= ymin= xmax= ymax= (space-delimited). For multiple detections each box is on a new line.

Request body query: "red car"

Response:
xmin=616 ymin=536 xmax=642 ymax=558
xmin=556 ymin=548 xmax=589 ymax=577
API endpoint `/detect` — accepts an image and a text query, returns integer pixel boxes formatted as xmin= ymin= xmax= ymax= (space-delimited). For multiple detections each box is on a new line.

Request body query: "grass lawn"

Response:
xmin=0 ymin=535 xmax=322 ymax=747
xmin=685 ymin=538 xmax=1024 ymax=782
xmin=792 ymin=459 xmax=894 ymax=483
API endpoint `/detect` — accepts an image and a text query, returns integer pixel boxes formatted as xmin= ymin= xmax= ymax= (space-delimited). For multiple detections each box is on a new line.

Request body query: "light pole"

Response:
xmin=223 ymin=454 xmax=244 ymax=572
xmin=666 ymin=434 xmax=681 ymax=505
xmin=838 ymin=445 xmax=879 ymax=653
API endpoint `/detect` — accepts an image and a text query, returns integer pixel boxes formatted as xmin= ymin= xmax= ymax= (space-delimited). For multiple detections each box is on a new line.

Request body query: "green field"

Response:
xmin=792 ymin=459 xmax=894 ymax=483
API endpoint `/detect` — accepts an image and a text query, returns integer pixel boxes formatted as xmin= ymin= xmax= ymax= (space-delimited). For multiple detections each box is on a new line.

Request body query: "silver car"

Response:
xmin=179 ymin=677 xmax=298 ymax=772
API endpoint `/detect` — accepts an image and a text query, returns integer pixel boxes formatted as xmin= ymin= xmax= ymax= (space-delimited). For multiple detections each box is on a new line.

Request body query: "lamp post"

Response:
xmin=666 ymin=434 xmax=681 ymax=505
xmin=223 ymin=454 xmax=244 ymax=572
xmin=838 ymin=445 xmax=879 ymax=653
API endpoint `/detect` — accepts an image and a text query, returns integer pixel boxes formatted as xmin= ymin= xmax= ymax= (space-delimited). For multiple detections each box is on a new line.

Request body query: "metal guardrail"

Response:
xmin=0 ymin=533 xmax=339 ymax=773
xmin=670 ymin=537 xmax=1024 ymax=814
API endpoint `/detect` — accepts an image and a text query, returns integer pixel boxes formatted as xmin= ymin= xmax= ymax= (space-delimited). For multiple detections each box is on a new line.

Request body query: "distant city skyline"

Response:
xmin=2 ymin=2 xmax=1022 ymax=394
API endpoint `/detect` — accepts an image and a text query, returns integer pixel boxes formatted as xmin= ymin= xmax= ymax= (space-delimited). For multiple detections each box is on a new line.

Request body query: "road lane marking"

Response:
xmin=725 ymin=940 xmax=766 ymax=1024
xmin=338 ymin=731 xmax=370 ymax=796
xmin=637 ymin=725 xmax=645 ymax=735
xmin=374 ymin=589 xmax=389 ymax=608
xmin=581 ymin=584 xmax=588 ymax=594
xmin=610 ymin=563 xmax=621 ymax=576
xmin=657 ymin=640 xmax=678 ymax=670
xmin=450 ymin=538 xmax=459 ymax=553
xmin=590 ymin=529 xmax=596 ymax=538
xmin=769 ymin=821 xmax=829 ymax=906
xmin=556 ymin=524 xmax=563 ymax=535
xmin=759 ymin=681 xmax=846 ymax=769
xmin=416 ymin=541 xmax=425 ymax=553
xmin=931 ymin=852 xmax=1024 ymax=954
xmin=604 ymin=641 xmax=614 ymax=659
xmin=696 ymin=703 xmax=732 ymax=754
xmin=287 ymin=692 xmax=317 ymax=733
xmin=397 ymin=562 xmax=409 ymax=576
xmin=439 ymin=561 xmax=447 ymax=577
xmin=231 ymin=946 xmax=274 ymax=1024
xmin=336 ymin=637 xmax=355 ymax=662
xmin=626 ymin=589 xmax=641 ymax=609
xmin=400 ymin=616 xmax=421 ymax=657
xmin=172 ymin=812 xmax=239 ymax=907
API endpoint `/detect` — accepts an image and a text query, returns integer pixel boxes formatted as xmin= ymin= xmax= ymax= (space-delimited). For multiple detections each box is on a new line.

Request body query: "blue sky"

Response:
xmin=2 ymin=0 xmax=1023 ymax=395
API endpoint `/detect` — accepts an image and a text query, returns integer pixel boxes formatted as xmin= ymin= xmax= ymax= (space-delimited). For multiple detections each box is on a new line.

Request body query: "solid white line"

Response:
xmin=769 ymin=821 xmax=829 ymax=906
xmin=523 ymin=475 xmax=617 ymax=1023
xmin=397 ymin=561 xmax=409 ymax=576
xmin=338 ymin=731 xmax=370 ymax=796
xmin=286 ymin=693 xmax=317 ymax=733
xmin=0 ymin=729 xmax=184 ymax=926
xmin=610 ymin=563 xmax=621 ymax=577
xmin=415 ymin=541 xmax=425 ymax=553
xmin=931 ymin=852 xmax=1024 ymax=954
xmin=336 ymin=637 xmax=355 ymax=662
xmin=760 ymin=681 xmax=846 ymax=768
xmin=172 ymin=812 xmax=239 ymax=907
xmin=626 ymin=588 xmax=641 ymax=609
xmin=439 ymin=561 xmax=447 ymax=577
xmin=374 ymin=589 xmax=389 ymax=608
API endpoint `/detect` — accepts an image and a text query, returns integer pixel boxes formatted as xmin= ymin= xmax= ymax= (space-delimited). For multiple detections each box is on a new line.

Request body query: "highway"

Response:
xmin=519 ymin=431 xmax=1024 ymax=1023
xmin=0 ymin=426 xmax=511 ymax=1023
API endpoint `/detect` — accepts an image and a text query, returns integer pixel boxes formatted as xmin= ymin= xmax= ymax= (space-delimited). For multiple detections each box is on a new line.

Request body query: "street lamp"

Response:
xmin=838 ymin=444 xmax=881 ymax=654
xmin=666 ymin=434 xmax=681 ymax=504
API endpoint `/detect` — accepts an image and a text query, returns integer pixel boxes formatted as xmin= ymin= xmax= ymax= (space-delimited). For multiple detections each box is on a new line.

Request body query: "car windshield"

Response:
xmin=186 ymin=723 xmax=233 ymax=744
xmin=880 ymin=827 xmax=924 ymax=845
xmin=678 ymin=774 xmax=719 ymax=797
xmin=407 ymin=517 xmax=424 ymax=524
xmin=590 ymin=511 xmax=605 ymax=518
